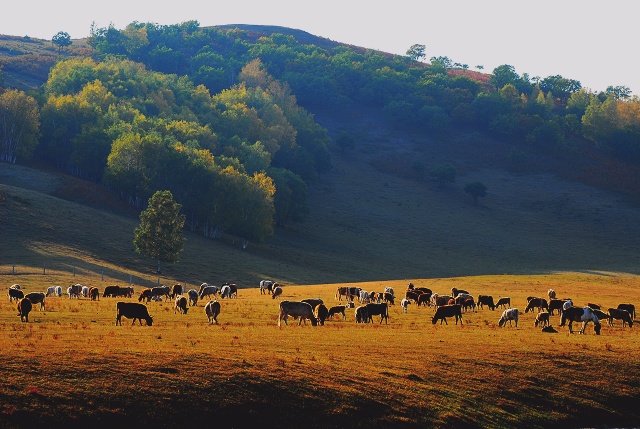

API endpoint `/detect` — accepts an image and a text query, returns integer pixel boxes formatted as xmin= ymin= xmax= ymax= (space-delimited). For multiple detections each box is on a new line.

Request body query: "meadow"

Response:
xmin=1 ymin=272 xmax=638 ymax=428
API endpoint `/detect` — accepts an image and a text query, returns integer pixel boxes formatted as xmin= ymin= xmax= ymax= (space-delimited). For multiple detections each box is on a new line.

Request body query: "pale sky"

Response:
xmin=3 ymin=1 xmax=638 ymax=95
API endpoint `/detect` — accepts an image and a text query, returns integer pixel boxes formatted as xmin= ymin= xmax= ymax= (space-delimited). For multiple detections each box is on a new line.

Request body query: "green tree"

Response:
xmin=52 ymin=31 xmax=72 ymax=52
xmin=464 ymin=181 xmax=487 ymax=205
xmin=0 ymin=89 xmax=40 ymax=163
xmin=430 ymin=163 xmax=456 ymax=186
xmin=406 ymin=44 xmax=426 ymax=62
xmin=134 ymin=190 xmax=186 ymax=273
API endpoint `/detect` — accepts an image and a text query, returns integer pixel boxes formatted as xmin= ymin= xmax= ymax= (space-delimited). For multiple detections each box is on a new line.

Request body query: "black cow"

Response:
xmin=548 ymin=299 xmax=564 ymax=315
xmin=103 ymin=285 xmax=120 ymax=298
xmin=25 ymin=292 xmax=45 ymax=311
xmin=617 ymin=303 xmax=636 ymax=320
xmin=116 ymin=302 xmax=153 ymax=326
xmin=432 ymin=304 xmax=463 ymax=325
xmin=477 ymin=295 xmax=495 ymax=311
xmin=495 ymin=297 xmax=511 ymax=309
xmin=365 ymin=303 xmax=389 ymax=324
xmin=174 ymin=296 xmax=189 ymax=314
xmin=17 ymin=298 xmax=32 ymax=322
xmin=170 ymin=284 xmax=183 ymax=300
xmin=525 ymin=298 xmax=549 ymax=313
xmin=327 ymin=305 xmax=346 ymax=320
xmin=9 ymin=287 xmax=24 ymax=302
xmin=314 ymin=304 xmax=329 ymax=326
xmin=608 ymin=308 xmax=633 ymax=328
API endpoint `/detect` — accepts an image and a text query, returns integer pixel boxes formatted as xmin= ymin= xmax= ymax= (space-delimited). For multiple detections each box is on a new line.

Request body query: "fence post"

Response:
xmin=12 ymin=264 xmax=15 ymax=275
xmin=73 ymin=266 xmax=76 ymax=277
xmin=130 ymin=274 xmax=133 ymax=285
xmin=43 ymin=263 xmax=46 ymax=275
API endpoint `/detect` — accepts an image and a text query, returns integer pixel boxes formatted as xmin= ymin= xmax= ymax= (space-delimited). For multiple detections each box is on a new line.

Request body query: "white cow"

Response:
xmin=400 ymin=298 xmax=410 ymax=313
xmin=187 ymin=289 xmax=199 ymax=306
xmin=45 ymin=286 xmax=58 ymax=297
xmin=498 ymin=308 xmax=519 ymax=327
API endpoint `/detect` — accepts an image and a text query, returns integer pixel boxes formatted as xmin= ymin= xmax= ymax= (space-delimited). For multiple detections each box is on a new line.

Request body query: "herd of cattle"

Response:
xmin=6 ymin=281 xmax=637 ymax=335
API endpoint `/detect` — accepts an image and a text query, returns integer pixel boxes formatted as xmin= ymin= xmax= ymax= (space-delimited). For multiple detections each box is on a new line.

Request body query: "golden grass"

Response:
xmin=1 ymin=272 xmax=638 ymax=428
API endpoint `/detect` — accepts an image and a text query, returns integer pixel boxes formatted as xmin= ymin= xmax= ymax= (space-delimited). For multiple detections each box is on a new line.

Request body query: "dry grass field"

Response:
xmin=1 ymin=272 xmax=638 ymax=428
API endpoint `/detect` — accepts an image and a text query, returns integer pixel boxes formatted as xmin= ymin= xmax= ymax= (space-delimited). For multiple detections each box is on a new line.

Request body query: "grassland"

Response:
xmin=1 ymin=272 xmax=638 ymax=428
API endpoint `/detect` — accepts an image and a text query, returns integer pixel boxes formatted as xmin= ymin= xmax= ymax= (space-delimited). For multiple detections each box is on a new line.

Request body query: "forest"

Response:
xmin=1 ymin=21 xmax=639 ymax=245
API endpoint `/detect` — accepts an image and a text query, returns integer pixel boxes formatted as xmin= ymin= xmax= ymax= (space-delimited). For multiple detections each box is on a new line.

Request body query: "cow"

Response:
xmin=25 ymin=292 xmax=45 ymax=311
xmin=278 ymin=301 xmax=317 ymax=326
xmin=174 ymin=296 xmax=189 ymax=314
xmin=560 ymin=306 xmax=601 ymax=334
xmin=432 ymin=304 xmax=463 ymax=325
xmin=617 ymin=303 xmax=636 ymax=320
xmin=260 ymin=280 xmax=277 ymax=295
xmin=301 ymin=298 xmax=324 ymax=309
xmin=451 ymin=287 xmax=469 ymax=298
xmin=327 ymin=305 xmax=346 ymax=320
xmin=548 ymin=299 xmax=565 ymax=316
xmin=433 ymin=295 xmax=453 ymax=307
xmin=68 ymin=284 xmax=83 ymax=299
xmin=314 ymin=304 xmax=329 ymax=326
xmin=170 ymin=284 xmax=183 ymax=300
xmin=17 ymin=298 xmax=32 ymax=322
xmin=368 ymin=291 xmax=377 ymax=303
xmin=272 ymin=286 xmax=283 ymax=299
xmin=477 ymin=295 xmax=496 ymax=311
xmin=45 ymin=286 xmax=58 ymax=297
xmin=548 ymin=289 xmax=556 ymax=300
xmin=499 ymin=308 xmax=519 ymax=327
xmin=608 ymin=308 xmax=633 ymax=328
xmin=382 ymin=292 xmax=395 ymax=305
xmin=461 ymin=297 xmax=476 ymax=312
xmin=365 ymin=303 xmax=389 ymax=324
xmin=205 ymin=300 xmax=221 ymax=324
xmin=495 ymin=297 xmax=511 ymax=309
xmin=358 ymin=289 xmax=369 ymax=303
xmin=219 ymin=285 xmax=232 ymax=299
xmin=401 ymin=298 xmax=410 ymax=313
xmin=355 ymin=305 xmax=369 ymax=323
xmin=335 ymin=287 xmax=349 ymax=301
xmin=139 ymin=288 xmax=152 ymax=303
xmin=150 ymin=286 xmax=170 ymax=301
xmin=119 ymin=287 xmax=134 ymax=298
xmin=199 ymin=285 xmax=218 ymax=301
xmin=116 ymin=302 xmax=153 ymax=326
xmin=9 ymin=287 xmax=24 ymax=302
xmin=534 ymin=311 xmax=549 ymax=328
xmin=405 ymin=290 xmax=422 ymax=303
xmin=103 ymin=285 xmax=120 ymax=298
xmin=417 ymin=293 xmax=431 ymax=307
xmin=383 ymin=286 xmax=395 ymax=297
xmin=524 ymin=298 xmax=548 ymax=313
xmin=81 ymin=286 xmax=89 ymax=298
xmin=89 ymin=287 xmax=99 ymax=301
xmin=222 ymin=283 xmax=238 ymax=298
xmin=187 ymin=289 xmax=199 ymax=306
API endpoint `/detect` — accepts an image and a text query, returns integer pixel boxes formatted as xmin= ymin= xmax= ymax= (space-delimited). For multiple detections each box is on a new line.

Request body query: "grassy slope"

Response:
xmin=0 ymin=274 xmax=638 ymax=428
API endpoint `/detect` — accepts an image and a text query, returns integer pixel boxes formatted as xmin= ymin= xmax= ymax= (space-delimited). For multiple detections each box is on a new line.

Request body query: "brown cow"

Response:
xmin=170 ymin=284 xmax=183 ymax=300
xmin=89 ymin=287 xmax=100 ymax=301
xmin=535 ymin=311 xmax=550 ymax=328
xmin=17 ymin=298 xmax=32 ymax=322
xmin=495 ymin=297 xmax=511 ymax=309
xmin=205 ymin=300 xmax=221 ymax=324
xmin=432 ymin=304 xmax=463 ymax=325
xmin=174 ymin=296 xmax=189 ymax=314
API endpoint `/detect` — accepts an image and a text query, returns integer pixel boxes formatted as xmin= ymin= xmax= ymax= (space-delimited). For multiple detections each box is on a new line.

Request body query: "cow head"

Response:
xmin=593 ymin=323 xmax=601 ymax=335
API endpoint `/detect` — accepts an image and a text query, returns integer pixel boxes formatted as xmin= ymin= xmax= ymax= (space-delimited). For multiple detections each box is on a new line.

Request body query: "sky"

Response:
xmin=3 ymin=1 xmax=638 ymax=95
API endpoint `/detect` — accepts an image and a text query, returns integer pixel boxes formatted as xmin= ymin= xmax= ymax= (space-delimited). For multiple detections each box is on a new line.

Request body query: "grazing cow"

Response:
xmin=17 ymin=298 xmax=32 ymax=322
xmin=383 ymin=286 xmax=395 ymax=297
xmin=548 ymin=289 xmax=556 ymax=300
xmin=170 ymin=284 xmax=183 ymax=300
xmin=434 ymin=295 xmax=453 ymax=307
xmin=314 ymin=304 xmax=329 ymax=326
xmin=327 ymin=305 xmax=347 ymax=320
xmin=138 ymin=288 xmax=152 ymax=303
xmin=367 ymin=291 xmax=377 ymax=303
xmin=199 ymin=285 xmax=218 ymax=301
xmin=54 ymin=286 xmax=62 ymax=297
xmin=119 ymin=287 xmax=134 ymax=298
xmin=587 ymin=303 xmax=601 ymax=310
xmin=272 ymin=286 xmax=283 ymax=299
xmin=25 ymin=292 xmax=45 ymax=311
xmin=103 ymin=285 xmax=120 ymax=298
xmin=89 ymin=287 xmax=99 ymax=301
xmin=174 ymin=296 xmax=188 ymax=314
xmin=335 ymin=287 xmax=349 ymax=301
xmin=9 ymin=287 xmax=24 ymax=302
xmin=560 ymin=307 xmax=601 ymax=335
xmin=365 ymin=303 xmax=389 ymax=324
xmin=222 ymin=283 xmax=238 ymax=298
xmin=534 ymin=311 xmax=549 ymax=328
xmin=68 ymin=284 xmax=83 ymax=299
xmin=45 ymin=286 xmax=58 ymax=297
xmin=548 ymin=299 xmax=565 ymax=316
xmin=345 ymin=287 xmax=361 ymax=301
xmin=461 ymin=297 xmax=476 ymax=313
xmin=116 ymin=302 xmax=153 ymax=326
xmin=150 ymin=286 xmax=170 ymax=301
xmin=524 ymin=298 xmax=548 ymax=313
xmin=205 ymin=300 xmax=221 ymax=324
xmin=260 ymin=280 xmax=277 ymax=295
xmin=355 ymin=306 xmax=369 ymax=324
xmin=187 ymin=289 xmax=199 ymax=306
xmin=81 ymin=286 xmax=89 ymax=298
xmin=499 ymin=308 xmax=519 ymax=327
xmin=477 ymin=295 xmax=495 ymax=311
xmin=417 ymin=293 xmax=431 ymax=307
xmin=608 ymin=308 xmax=633 ymax=328
xmin=301 ymin=298 xmax=324 ymax=309
xmin=432 ymin=304 xmax=463 ymax=325
xmin=383 ymin=292 xmax=395 ymax=305
xmin=495 ymin=297 xmax=511 ymax=309
xmin=401 ymin=298 xmax=410 ymax=313
xmin=405 ymin=290 xmax=422 ymax=303
xmin=358 ymin=289 xmax=370 ymax=303
xmin=219 ymin=285 xmax=231 ymax=299
xmin=451 ymin=287 xmax=469 ymax=298
xmin=616 ymin=303 xmax=636 ymax=320
xmin=278 ymin=301 xmax=317 ymax=326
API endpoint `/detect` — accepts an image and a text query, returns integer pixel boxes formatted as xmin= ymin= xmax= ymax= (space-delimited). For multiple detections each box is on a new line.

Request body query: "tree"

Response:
xmin=430 ymin=163 xmax=456 ymax=186
xmin=52 ymin=31 xmax=72 ymax=52
xmin=0 ymin=89 xmax=40 ymax=163
xmin=406 ymin=44 xmax=426 ymax=62
xmin=464 ymin=181 xmax=487 ymax=205
xmin=605 ymin=85 xmax=632 ymax=100
xmin=134 ymin=190 xmax=186 ymax=273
